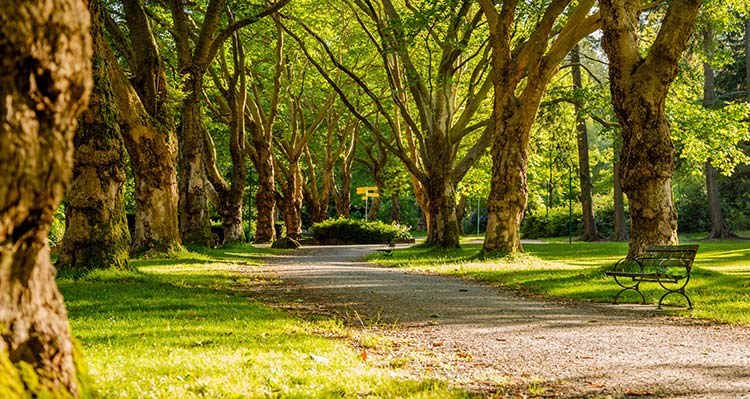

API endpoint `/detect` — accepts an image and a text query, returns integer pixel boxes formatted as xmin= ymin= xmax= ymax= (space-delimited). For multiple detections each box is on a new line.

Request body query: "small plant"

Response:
xmin=309 ymin=218 xmax=412 ymax=244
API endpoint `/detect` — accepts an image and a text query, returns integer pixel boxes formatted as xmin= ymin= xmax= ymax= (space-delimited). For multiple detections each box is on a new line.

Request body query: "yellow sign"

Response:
xmin=356 ymin=186 xmax=379 ymax=194
xmin=367 ymin=192 xmax=380 ymax=198
xmin=361 ymin=196 xmax=368 ymax=200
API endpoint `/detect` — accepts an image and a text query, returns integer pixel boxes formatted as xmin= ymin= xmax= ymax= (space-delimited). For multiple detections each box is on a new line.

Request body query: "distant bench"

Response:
xmin=605 ymin=244 xmax=698 ymax=309
xmin=377 ymin=241 xmax=395 ymax=256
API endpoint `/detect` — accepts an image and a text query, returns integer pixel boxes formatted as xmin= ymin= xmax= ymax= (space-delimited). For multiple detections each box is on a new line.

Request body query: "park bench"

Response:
xmin=377 ymin=241 xmax=396 ymax=256
xmin=605 ymin=244 xmax=699 ymax=309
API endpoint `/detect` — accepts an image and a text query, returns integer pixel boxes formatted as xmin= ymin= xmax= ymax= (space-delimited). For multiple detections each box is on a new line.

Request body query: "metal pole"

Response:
xmin=365 ymin=195 xmax=368 ymax=221
xmin=477 ymin=197 xmax=480 ymax=236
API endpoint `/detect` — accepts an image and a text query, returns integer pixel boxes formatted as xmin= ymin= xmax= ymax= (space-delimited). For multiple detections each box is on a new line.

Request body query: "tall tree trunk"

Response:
xmin=58 ymin=0 xmax=130 ymax=272
xmin=390 ymin=193 xmax=401 ymax=223
xmin=337 ymin=164 xmax=352 ymax=218
xmin=0 ymin=0 xmax=92 ymax=395
xmin=600 ymin=0 xmax=701 ymax=255
xmin=279 ymin=163 xmax=303 ymax=240
xmin=702 ymin=29 xmax=735 ymax=239
xmin=118 ymin=0 xmax=181 ymax=255
xmin=422 ymin=139 xmax=460 ymax=248
xmin=571 ymin=45 xmax=599 ymax=241
xmin=612 ymin=157 xmax=629 ymax=241
xmin=253 ymin=137 xmax=276 ymax=243
xmin=484 ymin=118 xmax=529 ymax=253
xmin=178 ymin=81 xmax=214 ymax=246
xmin=477 ymin=0 xmax=598 ymax=255
xmin=109 ymin=59 xmax=181 ymax=255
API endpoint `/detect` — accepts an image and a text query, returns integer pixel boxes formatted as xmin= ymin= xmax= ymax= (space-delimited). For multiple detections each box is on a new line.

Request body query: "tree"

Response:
xmin=169 ymin=0 xmax=290 ymax=245
xmin=0 ymin=0 xmax=92 ymax=395
xmin=57 ymin=0 xmax=131 ymax=273
xmin=274 ymin=75 xmax=334 ymax=239
xmin=284 ymin=0 xmax=493 ymax=248
xmin=104 ymin=0 xmax=182 ymax=255
xmin=571 ymin=45 xmax=600 ymax=241
xmin=478 ymin=0 xmax=599 ymax=254
xmin=244 ymin=18 xmax=285 ymax=243
xmin=204 ymin=25 xmax=251 ymax=245
xmin=600 ymin=0 xmax=702 ymax=255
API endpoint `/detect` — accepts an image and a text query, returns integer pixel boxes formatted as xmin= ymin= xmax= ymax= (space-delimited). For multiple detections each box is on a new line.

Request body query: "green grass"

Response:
xmin=369 ymin=237 xmax=750 ymax=325
xmin=59 ymin=244 xmax=474 ymax=399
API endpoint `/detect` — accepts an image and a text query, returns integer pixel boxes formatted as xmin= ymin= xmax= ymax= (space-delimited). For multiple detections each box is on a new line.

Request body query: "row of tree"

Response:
xmin=2 ymin=0 xmax=750 ymax=396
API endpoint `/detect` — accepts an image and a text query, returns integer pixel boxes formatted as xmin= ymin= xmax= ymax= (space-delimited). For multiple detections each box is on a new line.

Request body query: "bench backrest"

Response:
xmin=638 ymin=244 xmax=699 ymax=269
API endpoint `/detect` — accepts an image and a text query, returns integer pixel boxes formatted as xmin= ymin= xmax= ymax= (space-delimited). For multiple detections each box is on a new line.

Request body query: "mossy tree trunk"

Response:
xmin=600 ymin=0 xmax=701 ymax=255
xmin=0 ymin=0 xmax=92 ymax=396
xmin=105 ymin=0 xmax=181 ymax=255
xmin=57 ymin=0 xmax=130 ymax=273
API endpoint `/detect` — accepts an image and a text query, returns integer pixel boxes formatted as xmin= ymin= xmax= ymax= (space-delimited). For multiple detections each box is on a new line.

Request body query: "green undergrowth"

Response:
xmin=59 ymin=244 xmax=472 ymax=399
xmin=369 ymin=239 xmax=750 ymax=325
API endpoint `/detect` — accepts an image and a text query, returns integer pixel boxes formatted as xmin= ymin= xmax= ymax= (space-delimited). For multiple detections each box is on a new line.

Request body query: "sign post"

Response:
xmin=356 ymin=186 xmax=379 ymax=220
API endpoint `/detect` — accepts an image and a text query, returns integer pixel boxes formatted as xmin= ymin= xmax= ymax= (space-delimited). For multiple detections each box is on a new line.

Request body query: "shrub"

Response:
xmin=521 ymin=206 xmax=583 ymax=239
xmin=309 ymin=218 xmax=412 ymax=244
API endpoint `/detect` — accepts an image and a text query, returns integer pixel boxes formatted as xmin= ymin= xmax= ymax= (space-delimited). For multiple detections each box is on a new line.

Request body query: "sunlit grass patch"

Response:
xmin=60 ymin=244 xmax=474 ymax=398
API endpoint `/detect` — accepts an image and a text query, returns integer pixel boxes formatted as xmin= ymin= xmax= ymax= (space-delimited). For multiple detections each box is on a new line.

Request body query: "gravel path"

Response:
xmin=255 ymin=244 xmax=750 ymax=398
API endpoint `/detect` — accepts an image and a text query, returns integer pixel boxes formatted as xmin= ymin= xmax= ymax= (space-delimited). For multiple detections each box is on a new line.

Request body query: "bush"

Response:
xmin=521 ymin=206 xmax=583 ymax=239
xmin=309 ymin=218 xmax=412 ymax=244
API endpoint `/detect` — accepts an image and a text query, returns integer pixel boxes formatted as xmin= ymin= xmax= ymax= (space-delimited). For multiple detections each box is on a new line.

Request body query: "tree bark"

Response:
xmin=600 ymin=0 xmax=701 ymax=255
xmin=0 ymin=0 xmax=92 ymax=395
xmin=108 ymin=55 xmax=181 ymax=255
xmin=390 ymin=193 xmax=401 ymax=223
xmin=425 ymin=161 xmax=460 ymax=248
xmin=253 ymin=136 xmax=277 ymax=243
xmin=178 ymin=82 xmax=215 ymax=246
xmin=612 ymin=157 xmax=629 ymax=241
xmin=277 ymin=162 xmax=303 ymax=240
xmin=57 ymin=0 xmax=130 ymax=273
xmin=484 ymin=116 xmax=530 ymax=254
xmin=116 ymin=0 xmax=181 ymax=255
xmin=571 ymin=45 xmax=599 ymax=241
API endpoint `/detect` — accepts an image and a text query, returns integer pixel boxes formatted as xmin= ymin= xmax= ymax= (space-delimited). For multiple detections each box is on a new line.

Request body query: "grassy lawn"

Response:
xmin=370 ymin=236 xmax=750 ymax=325
xmin=59 ymin=245 xmax=474 ymax=399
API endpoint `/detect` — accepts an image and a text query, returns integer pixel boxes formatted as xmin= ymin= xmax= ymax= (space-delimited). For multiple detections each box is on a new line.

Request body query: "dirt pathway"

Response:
xmin=255 ymin=245 xmax=750 ymax=398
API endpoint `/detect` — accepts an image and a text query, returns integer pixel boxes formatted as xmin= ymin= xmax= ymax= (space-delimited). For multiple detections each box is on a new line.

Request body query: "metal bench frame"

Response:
xmin=605 ymin=244 xmax=698 ymax=309
xmin=377 ymin=241 xmax=395 ymax=256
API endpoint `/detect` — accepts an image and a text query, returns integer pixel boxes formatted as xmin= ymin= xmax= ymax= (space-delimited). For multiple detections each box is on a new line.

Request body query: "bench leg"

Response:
xmin=613 ymin=283 xmax=646 ymax=305
xmin=658 ymin=289 xmax=692 ymax=310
